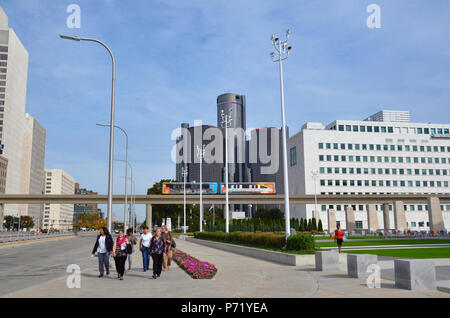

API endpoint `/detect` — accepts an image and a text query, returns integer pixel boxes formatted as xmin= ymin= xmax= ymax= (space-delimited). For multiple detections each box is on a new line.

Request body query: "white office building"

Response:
xmin=0 ymin=7 xmax=46 ymax=220
xmin=287 ymin=110 xmax=450 ymax=231
xmin=43 ymin=169 xmax=75 ymax=231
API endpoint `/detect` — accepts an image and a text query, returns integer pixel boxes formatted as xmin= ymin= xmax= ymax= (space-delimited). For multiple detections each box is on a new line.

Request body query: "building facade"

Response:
xmin=0 ymin=7 xmax=46 ymax=220
xmin=287 ymin=110 xmax=450 ymax=231
xmin=43 ymin=169 xmax=75 ymax=231
xmin=73 ymin=183 xmax=100 ymax=223
xmin=0 ymin=155 xmax=7 ymax=229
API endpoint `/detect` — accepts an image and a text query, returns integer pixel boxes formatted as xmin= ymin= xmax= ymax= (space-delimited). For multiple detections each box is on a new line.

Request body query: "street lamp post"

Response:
xmin=220 ymin=110 xmax=232 ymax=233
xmin=60 ymin=35 xmax=116 ymax=233
xmin=196 ymin=145 xmax=206 ymax=232
xmin=97 ymin=123 xmax=128 ymax=231
xmin=270 ymin=29 xmax=293 ymax=240
xmin=115 ymin=159 xmax=133 ymax=230
xmin=181 ymin=166 xmax=188 ymax=234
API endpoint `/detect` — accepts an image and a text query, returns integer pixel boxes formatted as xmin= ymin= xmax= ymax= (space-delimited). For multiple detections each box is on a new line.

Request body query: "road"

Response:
xmin=0 ymin=235 xmax=449 ymax=298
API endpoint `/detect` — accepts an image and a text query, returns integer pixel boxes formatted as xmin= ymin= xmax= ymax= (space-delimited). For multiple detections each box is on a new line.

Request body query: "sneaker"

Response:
xmin=157 ymin=274 xmax=160 ymax=278
xmin=98 ymin=274 xmax=104 ymax=278
xmin=106 ymin=271 xmax=110 ymax=276
xmin=152 ymin=275 xmax=157 ymax=279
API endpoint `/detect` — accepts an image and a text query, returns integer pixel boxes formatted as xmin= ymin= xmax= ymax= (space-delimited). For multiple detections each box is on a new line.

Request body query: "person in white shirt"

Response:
xmin=91 ymin=227 xmax=113 ymax=278
xmin=139 ymin=226 xmax=152 ymax=272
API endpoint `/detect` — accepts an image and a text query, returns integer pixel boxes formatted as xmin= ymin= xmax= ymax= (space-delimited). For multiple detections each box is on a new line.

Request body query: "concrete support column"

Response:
xmin=394 ymin=201 xmax=407 ymax=232
xmin=383 ymin=203 xmax=391 ymax=231
xmin=428 ymin=197 xmax=444 ymax=232
xmin=146 ymin=204 xmax=152 ymax=231
xmin=345 ymin=206 xmax=355 ymax=232
xmin=366 ymin=203 xmax=379 ymax=232
xmin=327 ymin=209 xmax=336 ymax=233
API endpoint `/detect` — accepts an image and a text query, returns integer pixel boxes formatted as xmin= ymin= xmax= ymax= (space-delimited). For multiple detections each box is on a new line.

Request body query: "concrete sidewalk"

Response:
xmin=3 ymin=239 xmax=449 ymax=298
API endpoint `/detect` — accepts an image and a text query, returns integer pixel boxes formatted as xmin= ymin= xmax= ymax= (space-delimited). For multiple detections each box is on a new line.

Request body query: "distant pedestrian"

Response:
xmin=126 ymin=228 xmax=137 ymax=272
xmin=140 ymin=226 xmax=152 ymax=272
xmin=162 ymin=225 xmax=174 ymax=271
xmin=334 ymin=224 xmax=344 ymax=253
xmin=150 ymin=227 xmax=166 ymax=279
xmin=113 ymin=229 xmax=129 ymax=280
xmin=91 ymin=227 xmax=113 ymax=278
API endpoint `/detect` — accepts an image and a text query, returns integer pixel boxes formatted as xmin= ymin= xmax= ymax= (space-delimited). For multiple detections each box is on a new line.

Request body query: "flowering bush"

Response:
xmin=173 ymin=249 xmax=217 ymax=279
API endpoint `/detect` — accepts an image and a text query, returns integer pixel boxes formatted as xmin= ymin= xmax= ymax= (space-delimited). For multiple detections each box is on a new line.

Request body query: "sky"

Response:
xmin=2 ymin=0 xmax=450 ymax=222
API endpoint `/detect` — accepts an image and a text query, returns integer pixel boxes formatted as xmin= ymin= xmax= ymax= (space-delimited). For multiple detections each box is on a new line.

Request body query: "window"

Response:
xmin=290 ymin=147 xmax=297 ymax=166
xmin=355 ymin=221 xmax=363 ymax=229
xmin=318 ymin=143 xmax=323 ymax=149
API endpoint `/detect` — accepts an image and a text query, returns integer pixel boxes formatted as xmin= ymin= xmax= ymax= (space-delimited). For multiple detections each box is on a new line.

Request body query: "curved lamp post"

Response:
xmin=60 ymin=35 xmax=116 ymax=233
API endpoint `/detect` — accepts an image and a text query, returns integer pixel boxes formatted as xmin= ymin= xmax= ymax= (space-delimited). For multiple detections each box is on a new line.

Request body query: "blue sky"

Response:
xmin=2 ymin=0 xmax=450 ymax=221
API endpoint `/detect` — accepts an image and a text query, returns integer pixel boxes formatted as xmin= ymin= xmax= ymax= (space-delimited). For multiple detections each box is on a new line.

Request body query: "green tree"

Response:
xmin=318 ymin=219 xmax=323 ymax=232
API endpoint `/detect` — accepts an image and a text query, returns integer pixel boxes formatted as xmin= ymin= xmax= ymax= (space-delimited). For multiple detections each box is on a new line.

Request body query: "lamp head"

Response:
xmin=59 ymin=34 xmax=81 ymax=41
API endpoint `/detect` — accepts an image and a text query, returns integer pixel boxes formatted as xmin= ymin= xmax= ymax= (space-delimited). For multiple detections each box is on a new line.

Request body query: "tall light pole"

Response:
xmin=311 ymin=170 xmax=319 ymax=220
xmin=182 ymin=166 xmax=188 ymax=234
xmin=270 ymin=29 xmax=293 ymax=240
xmin=115 ymin=159 xmax=133 ymax=230
xmin=220 ymin=110 xmax=232 ymax=233
xmin=60 ymin=35 xmax=116 ymax=233
xmin=196 ymin=145 xmax=205 ymax=232
xmin=97 ymin=123 xmax=128 ymax=232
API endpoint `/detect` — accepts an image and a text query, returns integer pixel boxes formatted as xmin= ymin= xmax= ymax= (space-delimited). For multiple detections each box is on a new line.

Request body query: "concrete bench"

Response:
xmin=394 ymin=259 xmax=436 ymax=291
xmin=347 ymin=254 xmax=378 ymax=278
xmin=315 ymin=250 xmax=339 ymax=271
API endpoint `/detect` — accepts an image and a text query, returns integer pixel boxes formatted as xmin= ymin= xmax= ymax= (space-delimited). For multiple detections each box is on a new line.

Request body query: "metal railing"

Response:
xmin=0 ymin=231 xmax=75 ymax=243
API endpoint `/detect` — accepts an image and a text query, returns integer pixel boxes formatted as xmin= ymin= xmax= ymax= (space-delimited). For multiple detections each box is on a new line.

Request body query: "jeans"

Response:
xmin=151 ymin=253 xmax=163 ymax=276
xmin=114 ymin=255 xmax=127 ymax=277
xmin=127 ymin=254 xmax=133 ymax=269
xmin=98 ymin=252 xmax=110 ymax=275
xmin=142 ymin=246 xmax=150 ymax=270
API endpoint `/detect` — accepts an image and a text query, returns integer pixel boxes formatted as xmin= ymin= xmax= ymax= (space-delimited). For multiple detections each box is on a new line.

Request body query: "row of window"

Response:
xmin=318 ymin=154 xmax=450 ymax=164
xmin=319 ymin=167 xmax=449 ymax=176
xmin=320 ymin=204 xmax=450 ymax=212
xmin=319 ymin=179 xmax=450 ymax=188
xmin=331 ymin=124 xmax=450 ymax=136
xmin=319 ymin=142 xmax=450 ymax=153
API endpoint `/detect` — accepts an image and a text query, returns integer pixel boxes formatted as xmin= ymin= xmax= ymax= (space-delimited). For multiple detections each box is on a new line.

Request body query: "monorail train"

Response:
xmin=162 ymin=182 xmax=276 ymax=195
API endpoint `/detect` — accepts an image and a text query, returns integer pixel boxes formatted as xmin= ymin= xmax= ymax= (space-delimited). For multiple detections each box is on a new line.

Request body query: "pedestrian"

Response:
xmin=334 ymin=224 xmax=344 ymax=253
xmin=91 ymin=227 xmax=113 ymax=278
xmin=126 ymin=228 xmax=137 ymax=272
xmin=150 ymin=227 xmax=166 ymax=279
xmin=113 ymin=229 xmax=129 ymax=280
xmin=162 ymin=225 xmax=174 ymax=271
xmin=140 ymin=226 xmax=152 ymax=272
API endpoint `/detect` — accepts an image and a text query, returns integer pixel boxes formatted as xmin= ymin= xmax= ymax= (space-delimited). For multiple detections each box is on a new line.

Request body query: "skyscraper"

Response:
xmin=0 ymin=6 xmax=46 ymax=221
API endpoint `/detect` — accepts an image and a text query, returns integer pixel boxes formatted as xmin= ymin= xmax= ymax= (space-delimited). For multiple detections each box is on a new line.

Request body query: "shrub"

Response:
xmin=194 ymin=231 xmax=285 ymax=249
xmin=286 ymin=233 xmax=315 ymax=251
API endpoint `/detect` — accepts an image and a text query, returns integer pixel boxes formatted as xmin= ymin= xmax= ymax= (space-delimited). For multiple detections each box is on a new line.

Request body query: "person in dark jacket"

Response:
xmin=150 ymin=227 xmax=166 ymax=279
xmin=91 ymin=227 xmax=113 ymax=278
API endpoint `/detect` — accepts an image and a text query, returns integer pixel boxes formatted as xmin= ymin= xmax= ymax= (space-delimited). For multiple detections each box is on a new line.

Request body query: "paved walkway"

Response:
xmin=1 ymin=237 xmax=449 ymax=298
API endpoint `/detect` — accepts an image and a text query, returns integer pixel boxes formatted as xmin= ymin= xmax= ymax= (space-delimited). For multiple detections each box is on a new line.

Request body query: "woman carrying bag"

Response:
xmin=113 ymin=229 xmax=129 ymax=280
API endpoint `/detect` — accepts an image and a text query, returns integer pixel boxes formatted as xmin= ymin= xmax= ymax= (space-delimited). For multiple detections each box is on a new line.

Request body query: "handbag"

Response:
xmin=126 ymin=243 xmax=132 ymax=254
xmin=171 ymin=238 xmax=176 ymax=249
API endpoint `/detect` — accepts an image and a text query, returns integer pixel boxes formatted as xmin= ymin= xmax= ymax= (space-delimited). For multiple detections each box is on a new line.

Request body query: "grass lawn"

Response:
xmin=316 ymin=239 xmax=450 ymax=248
xmin=343 ymin=248 xmax=450 ymax=259
xmin=315 ymin=235 xmax=405 ymax=241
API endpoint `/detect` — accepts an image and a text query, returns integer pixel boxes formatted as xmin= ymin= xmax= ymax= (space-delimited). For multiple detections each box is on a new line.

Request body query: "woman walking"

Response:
xmin=150 ymin=227 xmax=166 ymax=279
xmin=91 ymin=227 xmax=113 ymax=278
xmin=126 ymin=228 xmax=137 ymax=272
xmin=113 ymin=229 xmax=129 ymax=280
xmin=140 ymin=226 xmax=152 ymax=272
xmin=162 ymin=225 xmax=174 ymax=271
